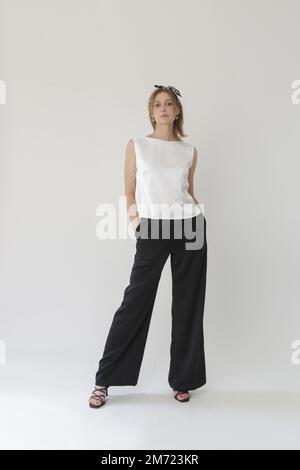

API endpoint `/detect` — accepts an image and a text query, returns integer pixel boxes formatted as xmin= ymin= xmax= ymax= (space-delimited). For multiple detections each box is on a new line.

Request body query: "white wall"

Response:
xmin=1 ymin=0 xmax=300 ymax=392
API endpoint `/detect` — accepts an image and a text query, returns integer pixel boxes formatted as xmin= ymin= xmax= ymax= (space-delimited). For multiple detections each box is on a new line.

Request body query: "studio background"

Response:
xmin=1 ymin=0 xmax=300 ymax=450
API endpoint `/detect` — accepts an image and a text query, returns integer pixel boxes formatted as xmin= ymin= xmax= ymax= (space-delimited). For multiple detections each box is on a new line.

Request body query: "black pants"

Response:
xmin=95 ymin=213 xmax=207 ymax=391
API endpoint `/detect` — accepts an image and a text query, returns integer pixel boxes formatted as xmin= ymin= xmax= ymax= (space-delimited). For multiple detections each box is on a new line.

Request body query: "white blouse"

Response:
xmin=132 ymin=136 xmax=202 ymax=219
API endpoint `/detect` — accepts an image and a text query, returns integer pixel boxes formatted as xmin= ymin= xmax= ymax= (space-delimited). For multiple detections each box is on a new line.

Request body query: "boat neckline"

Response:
xmin=143 ymin=136 xmax=183 ymax=143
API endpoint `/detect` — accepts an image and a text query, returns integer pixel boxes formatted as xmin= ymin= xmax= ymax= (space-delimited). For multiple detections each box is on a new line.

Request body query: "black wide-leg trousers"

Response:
xmin=95 ymin=212 xmax=207 ymax=391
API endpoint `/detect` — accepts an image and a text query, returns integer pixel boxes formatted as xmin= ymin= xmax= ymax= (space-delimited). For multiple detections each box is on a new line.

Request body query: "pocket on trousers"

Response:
xmin=134 ymin=221 xmax=141 ymax=238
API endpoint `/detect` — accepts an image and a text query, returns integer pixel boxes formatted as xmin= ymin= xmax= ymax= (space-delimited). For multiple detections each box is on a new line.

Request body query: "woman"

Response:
xmin=89 ymin=85 xmax=207 ymax=408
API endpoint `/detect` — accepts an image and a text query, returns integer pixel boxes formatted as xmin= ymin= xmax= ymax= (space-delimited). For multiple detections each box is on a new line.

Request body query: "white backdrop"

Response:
xmin=1 ymin=0 xmax=300 ymax=450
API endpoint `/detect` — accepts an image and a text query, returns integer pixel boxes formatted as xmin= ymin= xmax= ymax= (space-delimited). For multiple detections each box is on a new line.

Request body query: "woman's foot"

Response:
xmin=172 ymin=389 xmax=190 ymax=402
xmin=88 ymin=385 xmax=108 ymax=408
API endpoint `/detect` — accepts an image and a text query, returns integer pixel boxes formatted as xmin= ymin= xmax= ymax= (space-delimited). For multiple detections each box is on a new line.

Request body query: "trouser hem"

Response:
xmin=95 ymin=380 xmax=138 ymax=387
xmin=169 ymin=380 xmax=207 ymax=391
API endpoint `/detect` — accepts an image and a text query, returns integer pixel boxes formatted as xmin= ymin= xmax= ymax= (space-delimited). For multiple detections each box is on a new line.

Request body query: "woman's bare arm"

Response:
xmin=188 ymin=147 xmax=200 ymax=207
xmin=124 ymin=139 xmax=140 ymax=229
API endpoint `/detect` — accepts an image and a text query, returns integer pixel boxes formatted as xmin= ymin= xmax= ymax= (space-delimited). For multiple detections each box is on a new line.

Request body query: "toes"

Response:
xmin=174 ymin=391 xmax=190 ymax=400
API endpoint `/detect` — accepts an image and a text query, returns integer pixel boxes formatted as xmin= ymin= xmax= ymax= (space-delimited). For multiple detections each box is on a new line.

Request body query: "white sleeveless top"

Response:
xmin=132 ymin=136 xmax=202 ymax=219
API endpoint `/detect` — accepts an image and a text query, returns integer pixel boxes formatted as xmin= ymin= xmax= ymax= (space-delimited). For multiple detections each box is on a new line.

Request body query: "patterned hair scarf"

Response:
xmin=154 ymin=84 xmax=182 ymax=97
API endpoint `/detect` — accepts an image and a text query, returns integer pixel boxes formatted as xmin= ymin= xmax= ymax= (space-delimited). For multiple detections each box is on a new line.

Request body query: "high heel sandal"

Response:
xmin=172 ymin=389 xmax=190 ymax=402
xmin=89 ymin=386 xmax=108 ymax=408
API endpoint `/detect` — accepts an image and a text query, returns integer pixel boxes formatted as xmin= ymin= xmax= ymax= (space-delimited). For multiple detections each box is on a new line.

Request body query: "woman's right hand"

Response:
xmin=132 ymin=217 xmax=140 ymax=232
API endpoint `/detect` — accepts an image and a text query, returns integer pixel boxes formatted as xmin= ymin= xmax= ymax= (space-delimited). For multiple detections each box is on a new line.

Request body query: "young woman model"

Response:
xmin=89 ymin=85 xmax=207 ymax=408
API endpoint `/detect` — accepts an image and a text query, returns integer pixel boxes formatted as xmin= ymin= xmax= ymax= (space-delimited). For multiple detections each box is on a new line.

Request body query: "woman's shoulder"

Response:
xmin=127 ymin=136 xmax=143 ymax=145
xmin=179 ymin=139 xmax=195 ymax=154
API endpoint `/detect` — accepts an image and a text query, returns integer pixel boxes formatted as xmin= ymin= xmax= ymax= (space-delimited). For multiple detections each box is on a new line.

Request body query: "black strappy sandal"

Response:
xmin=172 ymin=389 xmax=190 ymax=402
xmin=89 ymin=386 xmax=108 ymax=408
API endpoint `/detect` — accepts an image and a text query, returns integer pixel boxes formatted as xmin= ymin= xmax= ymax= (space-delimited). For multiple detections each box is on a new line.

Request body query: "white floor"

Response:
xmin=1 ymin=355 xmax=300 ymax=450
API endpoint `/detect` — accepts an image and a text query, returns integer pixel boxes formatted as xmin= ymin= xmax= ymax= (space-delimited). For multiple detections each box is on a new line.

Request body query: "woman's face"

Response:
xmin=151 ymin=91 xmax=179 ymax=125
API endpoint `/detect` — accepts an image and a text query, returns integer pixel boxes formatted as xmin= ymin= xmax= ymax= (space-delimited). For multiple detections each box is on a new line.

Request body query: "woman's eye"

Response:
xmin=154 ymin=102 xmax=172 ymax=107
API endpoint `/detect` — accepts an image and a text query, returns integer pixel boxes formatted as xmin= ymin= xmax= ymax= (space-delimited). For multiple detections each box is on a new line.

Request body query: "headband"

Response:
xmin=154 ymin=84 xmax=182 ymax=98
